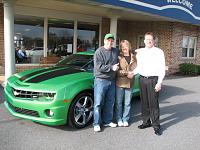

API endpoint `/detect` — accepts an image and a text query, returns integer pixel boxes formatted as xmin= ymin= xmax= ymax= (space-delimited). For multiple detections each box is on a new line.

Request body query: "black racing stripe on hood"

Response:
xmin=19 ymin=67 xmax=61 ymax=82
xmin=26 ymin=68 xmax=84 ymax=83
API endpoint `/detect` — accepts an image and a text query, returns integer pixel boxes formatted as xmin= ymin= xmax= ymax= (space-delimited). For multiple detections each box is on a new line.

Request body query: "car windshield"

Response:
xmin=56 ymin=54 xmax=93 ymax=69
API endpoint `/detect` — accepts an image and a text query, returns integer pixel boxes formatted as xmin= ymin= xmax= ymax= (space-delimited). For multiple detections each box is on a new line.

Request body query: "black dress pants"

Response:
xmin=139 ymin=76 xmax=160 ymax=128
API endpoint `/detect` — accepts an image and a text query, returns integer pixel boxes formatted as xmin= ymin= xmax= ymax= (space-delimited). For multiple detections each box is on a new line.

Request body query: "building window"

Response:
xmin=182 ymin=36 xmax=197 ymax=58
xmin=137 ymin=35 xmax=145 ymax=49
xmin=14 ymin=15 xmax=100 ymax=64
xmin=14 ymin=15 xmax=44 ymax=64
xmin=77 ymin=22 xmax=99 ymax=52
xmin=48 ymin=18 xmax=74 ymax=56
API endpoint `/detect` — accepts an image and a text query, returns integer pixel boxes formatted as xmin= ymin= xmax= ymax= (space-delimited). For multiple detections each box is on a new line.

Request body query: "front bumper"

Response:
xmin=4 ymin=88 xmax=70 ymax=126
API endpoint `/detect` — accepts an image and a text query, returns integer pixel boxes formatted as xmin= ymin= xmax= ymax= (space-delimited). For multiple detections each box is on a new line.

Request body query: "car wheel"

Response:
xmin=68 ymin=92 xmax=93 ymax=128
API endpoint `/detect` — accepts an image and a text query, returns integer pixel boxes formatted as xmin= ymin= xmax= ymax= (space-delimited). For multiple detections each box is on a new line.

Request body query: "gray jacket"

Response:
xmin=94 ymin=46 xmax=119 ymax=80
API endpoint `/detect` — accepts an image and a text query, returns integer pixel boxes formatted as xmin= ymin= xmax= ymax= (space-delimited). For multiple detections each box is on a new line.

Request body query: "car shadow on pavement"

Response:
xmin=128 ymin=97 xmax=142 ymax=126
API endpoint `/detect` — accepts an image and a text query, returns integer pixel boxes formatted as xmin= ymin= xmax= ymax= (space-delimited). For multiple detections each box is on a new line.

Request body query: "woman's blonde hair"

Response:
xmin=120 ymin=40 xmax=131 ymax=53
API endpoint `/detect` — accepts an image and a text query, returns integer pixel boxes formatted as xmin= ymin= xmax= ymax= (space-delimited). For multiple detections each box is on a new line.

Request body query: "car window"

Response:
xmin=56 ymin=54 xmax=93 ymax=69
xmin=82 ymin=60 xmax=94 ymax=72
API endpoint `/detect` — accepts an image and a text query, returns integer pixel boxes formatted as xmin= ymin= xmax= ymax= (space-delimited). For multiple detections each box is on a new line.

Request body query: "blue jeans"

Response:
xmin=115 ymin=87 xmax=132 ymax=122
xmin=93 ymin=78 xmax=116 ymax=126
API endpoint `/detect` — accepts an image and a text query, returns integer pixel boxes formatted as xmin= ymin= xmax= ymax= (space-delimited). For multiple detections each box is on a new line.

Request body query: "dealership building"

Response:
xmin=0 ymin=0 xmax=200 ymax=80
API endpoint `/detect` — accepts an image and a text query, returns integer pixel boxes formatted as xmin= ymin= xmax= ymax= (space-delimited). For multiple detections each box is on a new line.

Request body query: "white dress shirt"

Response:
xmin=134 ymin=46 xmax=165 ymax=84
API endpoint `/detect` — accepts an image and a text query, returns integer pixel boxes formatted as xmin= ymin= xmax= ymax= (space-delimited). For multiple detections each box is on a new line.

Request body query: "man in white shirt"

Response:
xmin=129 ymin=32 xmax=165 ymax=135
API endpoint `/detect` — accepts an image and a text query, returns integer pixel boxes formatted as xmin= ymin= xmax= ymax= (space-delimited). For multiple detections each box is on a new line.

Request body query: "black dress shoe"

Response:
xmin=138 ymin=123 xmax=152 ymax=129
xmin=154 ymin=127 xmax=162 ymax=136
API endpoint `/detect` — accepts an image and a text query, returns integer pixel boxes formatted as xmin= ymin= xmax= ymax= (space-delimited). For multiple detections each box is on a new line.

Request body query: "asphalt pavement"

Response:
xmin=0 ymin=75 xmax=200 ymax=150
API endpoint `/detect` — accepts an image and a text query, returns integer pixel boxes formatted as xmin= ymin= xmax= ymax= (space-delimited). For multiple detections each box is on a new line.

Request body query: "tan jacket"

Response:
xmin=116 ymin=53 xmax=137 ymax=88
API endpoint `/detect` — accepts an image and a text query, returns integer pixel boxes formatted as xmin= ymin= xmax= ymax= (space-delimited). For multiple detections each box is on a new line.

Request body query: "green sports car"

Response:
xmin=4 ymin=51 xmax=140 ymax=128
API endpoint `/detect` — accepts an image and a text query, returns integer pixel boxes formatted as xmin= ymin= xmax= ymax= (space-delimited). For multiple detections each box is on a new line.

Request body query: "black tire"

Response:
xmin=68 ymin=92 xmax=93 ymax=128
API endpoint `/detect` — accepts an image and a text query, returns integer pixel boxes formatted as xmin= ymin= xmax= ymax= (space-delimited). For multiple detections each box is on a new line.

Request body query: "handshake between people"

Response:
xmin=127 ymin=71 xmax=134 ymax=79
xmin=111 ymin=63 xmax=119 ymax=71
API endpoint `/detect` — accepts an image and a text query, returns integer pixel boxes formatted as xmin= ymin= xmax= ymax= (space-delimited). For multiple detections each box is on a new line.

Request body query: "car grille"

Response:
xmin=7 ymin=101 xmax=40 ymax=117
xmin=12 ymin=88 xmax=55 ymax=100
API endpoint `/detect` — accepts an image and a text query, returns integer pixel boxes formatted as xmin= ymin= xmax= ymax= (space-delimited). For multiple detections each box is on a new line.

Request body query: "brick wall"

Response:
xmin=102 ymin=19 xmax=200 ymax=75
xmin=116 ymin=20 xmax=172 ymax=74
xmin=122 ymin=22 xmax=172 ymax=70
xmin=170 ymin=23 xmax=200 ymax=74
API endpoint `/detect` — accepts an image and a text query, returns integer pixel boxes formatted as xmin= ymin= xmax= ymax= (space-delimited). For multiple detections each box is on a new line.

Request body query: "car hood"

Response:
xmin=8 ymin=66 xmax=93 ymax=91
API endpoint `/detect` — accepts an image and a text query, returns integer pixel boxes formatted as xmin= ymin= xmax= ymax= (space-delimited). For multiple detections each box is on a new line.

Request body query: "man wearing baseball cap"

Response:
xmin=104 ymin=33 xmax=115 ymax=40
xmin=93 ymin=33 xmax=119 ymax=132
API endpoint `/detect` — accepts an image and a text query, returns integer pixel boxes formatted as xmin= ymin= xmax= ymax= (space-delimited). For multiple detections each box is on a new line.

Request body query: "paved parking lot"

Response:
xmin=0 ymin=76 xmax=200 ymax=150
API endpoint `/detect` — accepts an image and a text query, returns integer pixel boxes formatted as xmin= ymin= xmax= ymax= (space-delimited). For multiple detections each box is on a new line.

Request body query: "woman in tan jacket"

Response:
xmin=115 ymin=40 xmax=137 ymax=127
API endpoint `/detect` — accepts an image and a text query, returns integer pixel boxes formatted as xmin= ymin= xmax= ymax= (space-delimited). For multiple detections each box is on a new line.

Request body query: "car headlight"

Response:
xmin=36 ymin=92 xmax=56 ymax=101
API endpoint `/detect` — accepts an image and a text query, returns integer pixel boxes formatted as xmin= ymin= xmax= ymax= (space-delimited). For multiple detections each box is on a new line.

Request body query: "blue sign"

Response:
xmin=95 ymin=0 xmax=200 ymax=25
